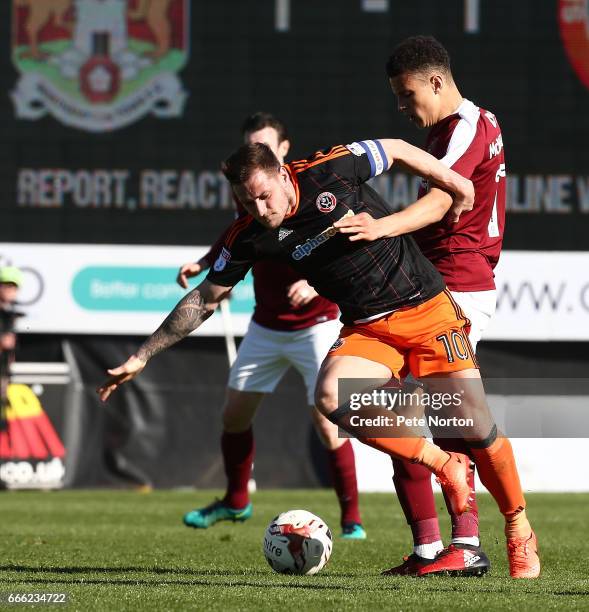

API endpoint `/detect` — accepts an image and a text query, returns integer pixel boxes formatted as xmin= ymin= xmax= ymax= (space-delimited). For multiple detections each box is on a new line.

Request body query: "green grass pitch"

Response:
xmin=1 ymin=490 xmax=588 ymax=610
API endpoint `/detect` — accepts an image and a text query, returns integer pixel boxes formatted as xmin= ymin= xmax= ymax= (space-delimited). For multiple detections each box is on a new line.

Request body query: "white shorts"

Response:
xmin=450 ymin=289 xmax=497 ymax=352
xmin=227 ymin=318 xmax=342 ymax=405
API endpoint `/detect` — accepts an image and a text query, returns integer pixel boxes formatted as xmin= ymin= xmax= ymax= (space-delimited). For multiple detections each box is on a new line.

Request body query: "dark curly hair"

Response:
xmin=386 ymin=35 xmax=451 ymax=78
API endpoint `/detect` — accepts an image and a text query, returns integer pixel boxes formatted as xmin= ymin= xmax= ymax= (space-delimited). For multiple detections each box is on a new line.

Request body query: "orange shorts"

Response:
xmin=328 ymin=290 xmax=478 ymax=378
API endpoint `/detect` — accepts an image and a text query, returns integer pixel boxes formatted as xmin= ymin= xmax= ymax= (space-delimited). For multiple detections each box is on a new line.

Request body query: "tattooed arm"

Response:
xmin=136 ymin=284 xmax=217 ymax=361
xmin=97 ymin=279 xmax=231 ymax=401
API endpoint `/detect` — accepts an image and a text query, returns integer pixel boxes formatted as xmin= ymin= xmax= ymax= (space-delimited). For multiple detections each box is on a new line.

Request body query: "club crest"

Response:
xmin=316 ymin=191 xmax=337 ymax=213
xmin=11 ymin=0 xmax=189 ymax=132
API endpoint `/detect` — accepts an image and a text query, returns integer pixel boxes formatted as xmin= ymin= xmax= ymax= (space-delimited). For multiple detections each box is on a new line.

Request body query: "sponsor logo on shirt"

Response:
xmin=213 ymin=247 xmax=231 ymax=271
xmin=278 ymin=227 xmax=293 ymax=241
xmin=291 ymin=211 xmax=354 ymax=260
xmin=489 ymin=133 xmax=503 ymax=158
xmin=316 ymin=192 xmax=337 ymax=213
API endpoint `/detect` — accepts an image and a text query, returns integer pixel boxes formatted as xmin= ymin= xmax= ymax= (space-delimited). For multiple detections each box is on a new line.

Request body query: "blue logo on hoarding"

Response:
xmin=72 ymin=266 xmax=254 ymax=313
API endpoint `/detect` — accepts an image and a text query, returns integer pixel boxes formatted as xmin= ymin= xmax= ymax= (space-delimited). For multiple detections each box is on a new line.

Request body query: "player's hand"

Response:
xmin=287 ymin=279 xmax=318 ymax=308
xmin=97 ymin=355 xmax=146 ymax=402
xmin=334 ymin=212 xmax=385 ymax=241
xmin=0 ymin=332 xmax=16 ymax=351
xmin=176 ymin=261 xmax=204 ymax=289
xmin=449 ymin=178 xmax=475 ymax=223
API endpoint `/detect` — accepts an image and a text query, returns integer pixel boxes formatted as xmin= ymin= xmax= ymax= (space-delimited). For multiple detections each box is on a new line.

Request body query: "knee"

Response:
xmin=314 ymin=385 xmax=338 ymax=417
xmin=222 ymin=409 xmax=242 ymax=433
xmin=312 ymin=409 xmax=345 ymax=450
xmin=222 ymin=401 xmax=251 ymax=433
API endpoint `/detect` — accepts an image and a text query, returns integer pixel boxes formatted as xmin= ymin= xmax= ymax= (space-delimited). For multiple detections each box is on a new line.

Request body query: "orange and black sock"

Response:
xmin=361 ymin=436 xmax=450 ymax=474
xmin=469 ymin=427 xmax=529 ymax=535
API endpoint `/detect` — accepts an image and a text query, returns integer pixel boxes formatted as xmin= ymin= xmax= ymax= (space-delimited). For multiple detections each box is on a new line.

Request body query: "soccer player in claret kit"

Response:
xmin=335 ymin=34 xmax=518 ymax=578
xmin=386 ymin=35 xmax=506 ymax=577
xmin=176 ymin=112 xmax=366 ymax=539
xmin=98 ymin=135 xmax=539 ymax=578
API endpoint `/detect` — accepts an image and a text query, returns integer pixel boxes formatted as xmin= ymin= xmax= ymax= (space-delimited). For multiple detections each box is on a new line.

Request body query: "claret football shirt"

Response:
xmin=414 ymin=99 xmax=506 ymax=291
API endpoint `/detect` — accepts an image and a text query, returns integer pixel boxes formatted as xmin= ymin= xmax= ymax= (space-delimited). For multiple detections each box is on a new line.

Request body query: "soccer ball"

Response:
xmin=262 ymin=509 xmax=333 ymax=575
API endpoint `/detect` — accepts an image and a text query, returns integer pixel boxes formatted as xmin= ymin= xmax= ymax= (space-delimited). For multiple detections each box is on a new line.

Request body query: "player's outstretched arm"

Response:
xmin=335 ymin=139 xmax=474 ymax=241
xmin=97 ymin=279 xmax=231 ymax=402
xmin=378 ymin=139 xmax=474 ymax=208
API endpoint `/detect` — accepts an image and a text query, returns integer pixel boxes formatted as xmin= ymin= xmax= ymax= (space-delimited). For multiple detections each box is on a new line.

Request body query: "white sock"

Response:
xmin=414 ymin=541 xmax=444 ymax=560
xmin=451 ymin=536 xmax=480 ymax=547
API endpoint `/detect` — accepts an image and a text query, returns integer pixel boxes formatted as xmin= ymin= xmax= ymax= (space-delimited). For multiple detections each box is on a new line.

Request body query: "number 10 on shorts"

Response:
xmin=436 ymin=331 xmax=470 ymax=363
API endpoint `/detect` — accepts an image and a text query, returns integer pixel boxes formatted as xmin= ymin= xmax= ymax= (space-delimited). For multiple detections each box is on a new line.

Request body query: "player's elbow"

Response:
xmin=429 ymin=191 xmax=453 ymax=222
xmin=197 ymin=280 xmax=231 ymax=310
xmin=386 ymin=138 xmax=405 ymax=159
xmin=434 ymin=201 xmax=452 ymax=222
xmin=201 ymin=301 xmax=220 ymax=318
xmin=379 ymin=138 xmax=406 ymax=168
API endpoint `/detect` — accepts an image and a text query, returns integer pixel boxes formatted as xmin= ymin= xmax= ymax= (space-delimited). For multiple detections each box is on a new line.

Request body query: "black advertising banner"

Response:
xmin=0 ymin=0 xmax=588 ymax=250
xmin=1 ymin=338 xmax=329 ymax=489
xmin=12 ymin=336 xmax=326 ymax=490
xmin=1 ymin=381 xmax=68 ymax=489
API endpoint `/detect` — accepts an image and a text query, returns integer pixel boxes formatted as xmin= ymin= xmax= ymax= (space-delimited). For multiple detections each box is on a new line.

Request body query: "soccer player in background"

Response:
xmin=175 ymin=113 xmax=366 ymax=539
xmin=99 ymin=136 xmax=540 ymax=577
xmin=335 ymin=35 xmax=532 ymax=578
xmin=0 ymin=266 xmax=23 ymax=431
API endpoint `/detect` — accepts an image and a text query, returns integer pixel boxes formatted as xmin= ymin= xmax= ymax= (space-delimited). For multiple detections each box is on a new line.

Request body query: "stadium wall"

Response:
xmin=2 ymin=1 xmax=588 ymax=490
xmin=3 ymin=334 xmax=588 ymax=492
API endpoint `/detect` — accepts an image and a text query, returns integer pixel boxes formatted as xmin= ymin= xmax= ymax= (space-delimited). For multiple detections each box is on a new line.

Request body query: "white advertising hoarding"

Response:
xmin=1 ymin=244 xmax=588 ymax=340
xmin=352 ymin=438 xmax=589 ymax=493
xmin=485 ymin=251 xmax=589 ymax=341
xmin=1 ymin=243 xmax=254 ymax=336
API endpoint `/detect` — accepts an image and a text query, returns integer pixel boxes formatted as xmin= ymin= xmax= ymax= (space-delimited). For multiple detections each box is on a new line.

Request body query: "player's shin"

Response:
xmin=325 ymin=402 xmax=450 ymax=470
xmin=435 ymin=437 xmax=480 ymax=545
xmin=322 ymin=397 xmax=472 ymax=515
xmin=327 ymin=439 xmax=362 ymax=527
xmin=391 ymin=458 xmax=443 ymax=557
xmin=221 ymin=427 xmax=255 ymax=509
xmin=468 ymin=426 xmax=529 ymax=536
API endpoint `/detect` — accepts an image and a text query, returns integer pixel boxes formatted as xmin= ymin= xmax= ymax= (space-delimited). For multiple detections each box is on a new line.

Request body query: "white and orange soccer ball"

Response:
xmin=262 ymin=509 xmax=333 ymax=575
